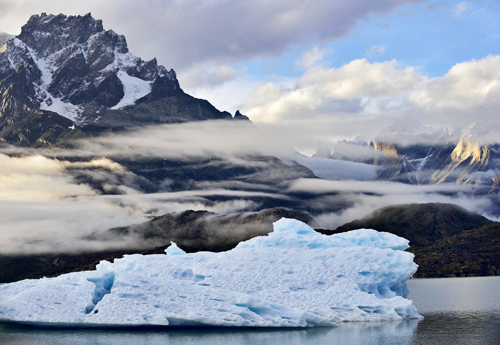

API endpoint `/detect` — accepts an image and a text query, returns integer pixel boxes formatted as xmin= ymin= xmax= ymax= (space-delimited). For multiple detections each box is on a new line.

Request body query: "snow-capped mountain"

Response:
xmin=315 ymin=118 xmax=500 ymax=190
xmin=374 ymin=120 xmax=500 ymax=189
xmin=0 ymin=13 xmax=242 ymax=146
xmin=430 ymin=122 xmax=500 ymax=187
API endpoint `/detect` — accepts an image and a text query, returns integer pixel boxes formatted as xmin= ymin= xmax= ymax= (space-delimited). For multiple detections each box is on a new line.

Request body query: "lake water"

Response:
xmin=1 ymin=276 xmax=499 ymax=345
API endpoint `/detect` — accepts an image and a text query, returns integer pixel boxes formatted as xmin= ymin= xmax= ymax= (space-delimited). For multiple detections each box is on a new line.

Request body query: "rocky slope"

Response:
xmin=0 ymin=13 xmax=243 ymax=147
xmin=317 ymin=203 xmax=499 ymax=278
xmin=0 ymin=208 xmax=318 ymax=283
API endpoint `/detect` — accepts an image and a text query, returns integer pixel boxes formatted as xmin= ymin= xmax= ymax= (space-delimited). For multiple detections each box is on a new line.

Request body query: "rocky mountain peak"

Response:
xmin=0 ymin=13 xmax=181 ymax=126
xmin=19 ymin=13 xmax=105 ymax=57
xmin=0 ymin=13 xmax=244 ymax=147
xmin=234 ymin=110 xmax=250 ymax=120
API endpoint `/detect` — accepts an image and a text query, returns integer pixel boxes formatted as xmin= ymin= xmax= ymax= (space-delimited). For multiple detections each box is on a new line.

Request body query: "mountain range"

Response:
xmin=315 ymin=117 xmax=500 ymax=195
xmin=1 ymin=203 xmax=497 ymax=282
xmin=1 ymin=13 xmax=499 ymax=281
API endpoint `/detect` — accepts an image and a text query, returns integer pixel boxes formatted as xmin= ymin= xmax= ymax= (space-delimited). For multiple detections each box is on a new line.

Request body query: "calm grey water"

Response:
xmin=1 ymin=276 xmax=499 ymax=345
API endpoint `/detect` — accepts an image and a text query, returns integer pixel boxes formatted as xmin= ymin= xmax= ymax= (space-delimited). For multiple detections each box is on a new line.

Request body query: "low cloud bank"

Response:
xmin=0 ymin=153 xmax=292 ymax=254
xmin=1 ymin=131 xmax=498 ymax=254
xmin=288 ymin=178 xmax=498 ymax=229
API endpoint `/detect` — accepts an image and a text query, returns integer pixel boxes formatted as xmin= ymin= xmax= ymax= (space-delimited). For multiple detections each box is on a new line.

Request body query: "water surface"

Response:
xmin=1 ymin=276 xmax=499 ymax=345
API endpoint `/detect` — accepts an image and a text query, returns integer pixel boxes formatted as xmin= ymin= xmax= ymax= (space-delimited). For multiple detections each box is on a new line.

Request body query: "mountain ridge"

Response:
xmin=0 ymin=13 xmax=246 ymax=147
xmin=317 ymin=202 xmax=499 ymax=277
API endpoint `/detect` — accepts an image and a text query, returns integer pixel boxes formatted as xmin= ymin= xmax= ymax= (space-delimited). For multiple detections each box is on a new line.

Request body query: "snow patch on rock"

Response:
xmin=111 ymin=71 xmax=152 ymax=110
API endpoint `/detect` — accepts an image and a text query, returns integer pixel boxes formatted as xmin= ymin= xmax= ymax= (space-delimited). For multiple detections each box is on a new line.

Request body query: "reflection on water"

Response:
xmin=408 ymin=276 xmax=500 ymax=313
xmin=408 ymin=276 xmax=500 ymax=345
xmin=1 ymin=276 xmax=499 ymax=345
xmin=0 ymin=320 xmax=421 ymax=345
xmin=414 ymin=311 xmax=500 ymax=345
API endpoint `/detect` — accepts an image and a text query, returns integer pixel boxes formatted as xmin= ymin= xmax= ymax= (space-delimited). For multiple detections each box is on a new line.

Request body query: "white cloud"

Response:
xmin=297 ymin=46 xmax=325 ymax=69
xmin=366 ymin=44 xmax=387 ymax=57
xmin=180 ymin=64 xmax=248 ymax=89
xmin=450 ymin=1 xmax=470 ymax=18
xmin=238 ymin=54 xmax=500 ymax=151
xmin=242 ymin=58 xmax=424 ymax=125
xmin=410 ymin=55 xmax=500 ymax=110
xmin=0 ymin=154 xmax=95 ymax=201
xmin=0 ymin=152 xmax=295 ymax=254
xmin=74 ymin=120 xmax=296 ymax=159
xmin=0 ymin=0 xmax=425 ymax=70
xmin=286 ymin=178 xmax=496 ymax=228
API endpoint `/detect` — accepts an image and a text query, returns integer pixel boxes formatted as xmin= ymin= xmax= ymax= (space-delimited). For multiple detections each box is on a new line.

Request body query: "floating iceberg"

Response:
xmin=0 ymin=218 xmax=420 ymax=327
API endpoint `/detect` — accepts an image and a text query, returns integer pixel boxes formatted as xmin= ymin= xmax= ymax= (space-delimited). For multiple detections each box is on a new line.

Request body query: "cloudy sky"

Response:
xmin=2 ymin=0 xmax=500 ymax=153
xmin=2 ymin=0 xmax=500 ymax=252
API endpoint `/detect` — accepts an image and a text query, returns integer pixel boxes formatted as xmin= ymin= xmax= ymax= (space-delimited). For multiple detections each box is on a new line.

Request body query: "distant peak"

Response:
xmin=234 ymin=110 xmax=250 ymax=121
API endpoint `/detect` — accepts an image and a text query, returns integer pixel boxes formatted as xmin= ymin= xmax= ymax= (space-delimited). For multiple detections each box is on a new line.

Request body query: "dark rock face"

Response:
xmin=0 ymin=65 xmax=84 ymax=147
xmin=2 ymin=13 xmax=176 ymax=117
xmin=318 ymin=203 xmax=499 ymax=278
xmin=0 ymin=13 xmax=242 ymax=147
xmin=234 ymin=110 xmax=250 ymax=121
xmin=0 ymin=208 xmax=318 ymax=283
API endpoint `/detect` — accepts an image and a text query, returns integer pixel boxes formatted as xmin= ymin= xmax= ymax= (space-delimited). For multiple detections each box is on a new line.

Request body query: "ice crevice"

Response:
xmin=84 ymin=271 xmax=115 ymax=314
xmin=0 ymin=218 xmax=421 ymax=327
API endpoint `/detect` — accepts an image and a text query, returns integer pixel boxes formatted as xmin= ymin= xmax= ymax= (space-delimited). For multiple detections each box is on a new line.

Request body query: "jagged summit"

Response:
xmin=19 ymin=13 xmax=105 ymax=57
xmin=1 ymin=13 xmax=177 ymax=123
xmin=0 ymin=13 xmax=237 ymax=146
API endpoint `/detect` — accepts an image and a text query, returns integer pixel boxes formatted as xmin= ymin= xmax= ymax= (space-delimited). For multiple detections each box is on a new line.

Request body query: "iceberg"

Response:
xmin=0 ymin=218 xmax=420 ymax=328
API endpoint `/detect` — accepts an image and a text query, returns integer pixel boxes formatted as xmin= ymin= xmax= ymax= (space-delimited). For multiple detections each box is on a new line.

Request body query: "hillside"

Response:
xmin=318 ymin=203 xmax=499 ymax=278
xmin=0 ymin=208 xmax=317 ymax=283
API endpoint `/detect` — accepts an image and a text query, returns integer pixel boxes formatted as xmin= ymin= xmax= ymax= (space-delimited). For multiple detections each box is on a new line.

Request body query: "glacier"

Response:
xmin=111 ymin=71 xmax=152 ymax=110
xmin=0 ymin=218 xmax=420 ymax=328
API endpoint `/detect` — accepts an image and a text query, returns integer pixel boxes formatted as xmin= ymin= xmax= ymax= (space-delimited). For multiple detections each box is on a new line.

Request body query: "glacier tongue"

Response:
xmin=111 ymin=71 xmax=152 ymax=110
xmin=0 ymin=218 xmax=420 ymax=328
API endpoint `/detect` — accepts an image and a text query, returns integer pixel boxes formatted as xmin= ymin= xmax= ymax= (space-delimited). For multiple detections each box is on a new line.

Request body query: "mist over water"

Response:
xmin=1 ymin=119 xmax=499 ymax=255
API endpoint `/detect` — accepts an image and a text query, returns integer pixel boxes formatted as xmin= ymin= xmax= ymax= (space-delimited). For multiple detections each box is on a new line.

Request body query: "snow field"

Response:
xmin=111 ymin=70 xmax=152 ymax=110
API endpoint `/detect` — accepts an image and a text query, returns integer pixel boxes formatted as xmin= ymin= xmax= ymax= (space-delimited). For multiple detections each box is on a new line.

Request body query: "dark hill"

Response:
xmin=317 ymin=203 xmax=499 ymax=278
xmin=103 ymin=207 xmax=319 ymax=253
xmin=324 ymin=203 xmax=491 ymax=246
xmin=413 ymin=222 xmax=500 ymax=277
xmin=0 ymin=208 xmax=317 ymax=283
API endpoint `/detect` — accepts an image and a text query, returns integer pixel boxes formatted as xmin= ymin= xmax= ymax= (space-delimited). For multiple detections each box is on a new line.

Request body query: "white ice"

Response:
xmin=0 ymin=218 xmax=420 ymax=328
xmin=111 ymin=71 xmax=152 ymax=110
